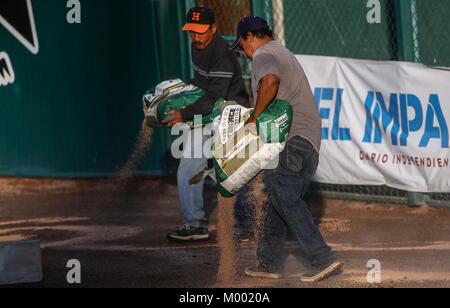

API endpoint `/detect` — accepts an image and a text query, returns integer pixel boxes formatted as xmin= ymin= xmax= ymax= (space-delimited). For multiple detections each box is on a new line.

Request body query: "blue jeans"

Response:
xmin=234 ymin=184 xmax=253 ymax=237
xmin=257 ymin=136 xmax=340 ymax=272
xmin=177 ymin=128 xmax=209 ymax=228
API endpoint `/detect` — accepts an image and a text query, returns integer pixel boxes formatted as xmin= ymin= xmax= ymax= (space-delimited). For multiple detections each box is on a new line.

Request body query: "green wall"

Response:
xmin=0 ymin=0 xmax=191 ymax=177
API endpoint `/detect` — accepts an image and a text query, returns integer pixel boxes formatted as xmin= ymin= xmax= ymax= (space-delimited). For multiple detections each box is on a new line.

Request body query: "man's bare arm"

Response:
xmin=248 ymin=74 xmax=280 ymax=124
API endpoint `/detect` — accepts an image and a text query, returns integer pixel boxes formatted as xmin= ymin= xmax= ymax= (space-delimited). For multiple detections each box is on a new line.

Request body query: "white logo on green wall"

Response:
xmin=0 ymin=52 xmax=15 ymax=87
xmin=366 ymin=0 xmax=381 ymax=24
xmin=66 ymin=0 xmax=81 ymax=24
xmin=0 ymin=0 xmax=39 ymax=54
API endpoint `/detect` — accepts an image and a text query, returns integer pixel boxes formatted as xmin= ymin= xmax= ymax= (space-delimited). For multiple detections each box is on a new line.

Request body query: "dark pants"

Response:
xmin=257 ymin=136 xmax=339 ymax=272
xmin=234 ymin=184 xmax=253 ymax=237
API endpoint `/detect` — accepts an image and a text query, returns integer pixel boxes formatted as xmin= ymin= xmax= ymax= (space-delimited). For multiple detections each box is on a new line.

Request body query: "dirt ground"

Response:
xmin=0 ymin=177 xmax=450 ymax=288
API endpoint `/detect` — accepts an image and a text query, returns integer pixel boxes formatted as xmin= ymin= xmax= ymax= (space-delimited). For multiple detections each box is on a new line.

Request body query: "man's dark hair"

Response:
xmin=242 ymin=28 xmax=273 ymax=40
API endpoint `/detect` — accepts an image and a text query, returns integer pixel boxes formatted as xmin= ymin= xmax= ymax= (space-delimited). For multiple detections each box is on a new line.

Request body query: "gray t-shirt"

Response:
xmin=252 ymin=40 xmax=321 ymax=152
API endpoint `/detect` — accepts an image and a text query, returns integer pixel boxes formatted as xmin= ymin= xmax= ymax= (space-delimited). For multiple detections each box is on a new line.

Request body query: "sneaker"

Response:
xmin=244 ymin=266 xmax=282 ymax=279
xmin=300 ymin=259 xmax=344 ymax=283
xmin=239 ymin=236 xmax=251 ymax=243
xmin=237 ymin=232 xmax=251 ymax=243
xmin=167 ymin=225 xmax=210 ymax=241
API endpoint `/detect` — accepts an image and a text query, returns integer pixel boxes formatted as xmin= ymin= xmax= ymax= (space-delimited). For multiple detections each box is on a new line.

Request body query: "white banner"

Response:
xmin=296 ymin=55 xmax=450 ymax=193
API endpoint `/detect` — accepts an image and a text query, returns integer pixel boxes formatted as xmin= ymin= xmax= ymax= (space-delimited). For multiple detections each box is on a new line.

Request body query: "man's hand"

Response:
xmin=246 ymin=121 xmax=258 ymax=136
xmin=246 ymin=115 xmax=257 ymax=125
xmin=162 ymin=110 xmax=184 ymax=127
xmin=245 ymin=115 xmax=258 ymax=135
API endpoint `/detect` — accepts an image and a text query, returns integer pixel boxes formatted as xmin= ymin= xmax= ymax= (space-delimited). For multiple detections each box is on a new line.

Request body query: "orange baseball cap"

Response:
xmin=182 ymin=7 xmax=215 ymax=34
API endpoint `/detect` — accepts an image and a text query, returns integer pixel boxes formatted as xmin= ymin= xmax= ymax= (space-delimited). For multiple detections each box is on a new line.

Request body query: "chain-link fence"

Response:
xmin=270 ymin=0 xmax=450 ymax=66
xmin=274 ymin=0 xmax=398 ymax=61
xmin=194 ymin=0 xmax=450 ymax=67
xmin=189 ymin=0 xmax=450 ymax=207
xmin=416 ymin=0 xmax=450 ymax=67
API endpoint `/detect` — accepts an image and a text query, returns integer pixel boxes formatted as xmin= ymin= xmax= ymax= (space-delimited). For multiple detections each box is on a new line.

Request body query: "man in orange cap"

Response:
xmin=165 ymin=7 xmax=251 ymax=241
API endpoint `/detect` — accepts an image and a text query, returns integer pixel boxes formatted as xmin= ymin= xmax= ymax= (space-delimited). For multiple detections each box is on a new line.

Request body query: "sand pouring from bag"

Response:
xmin=215 ymin=174 xmax=269 ymax=286
xmin=216 ymin=194 xmax=238 ymax=285
xmin=247 ymin=173 xmax=269 ymax=244
xmin=110 ymin=120 xmax=154 ymax=189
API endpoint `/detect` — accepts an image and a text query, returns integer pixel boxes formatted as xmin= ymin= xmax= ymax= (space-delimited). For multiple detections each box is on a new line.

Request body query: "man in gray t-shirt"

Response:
xmin=231 ymin=16 xmax=343 ymax=283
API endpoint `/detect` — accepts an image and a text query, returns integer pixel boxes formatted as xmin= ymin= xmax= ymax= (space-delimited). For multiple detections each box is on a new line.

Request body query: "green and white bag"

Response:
xmin=143 ymin=79 xmax=223 ymax=128
xmin=213 ymin=100 xmax=293 ymax=197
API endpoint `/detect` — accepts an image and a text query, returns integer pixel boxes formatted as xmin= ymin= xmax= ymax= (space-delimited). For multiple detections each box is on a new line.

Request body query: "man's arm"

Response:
xmin=164 ymin=76 xmax=232 ymax=126
xmin=247 ymin=74 xmax=280 ymax=124
xmin=178 ymin=91 xmax=224 ymax=120
xmin=164 ymin=71 xmax=233 ymax=126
